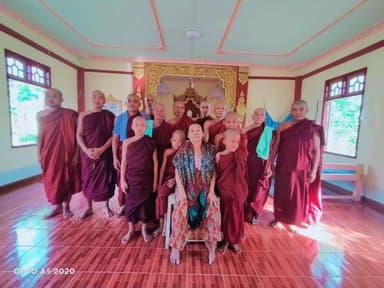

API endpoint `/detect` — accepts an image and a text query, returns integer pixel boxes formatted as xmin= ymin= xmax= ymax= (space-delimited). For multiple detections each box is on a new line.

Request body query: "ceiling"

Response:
xmin=1 ymin=0 xmax=383 ymax=68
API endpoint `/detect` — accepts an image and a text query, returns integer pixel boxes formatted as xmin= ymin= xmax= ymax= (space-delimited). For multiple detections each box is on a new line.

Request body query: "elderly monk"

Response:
xmin=152 ymin=102 xmax=174 ymax=167
xmin=243 ymin=108 xmax=274 ymax=225
xmin=203 ymin=100 xmax=226 ymax=143
xmin=112 ymin=93 xmax=151 ymax=215
xmin=76 ymin=90 xmax=116 ymax=219
xmin=167 ymin=100 xmax=193 ymax=135
xmin=144 ymin=94 xmax=156 ymax=119
xmin=271 ymin=100 xmax=324 ymax=232
xmin=195 ymin=101 xmax=213 ymax=128
xmin=37 ymin=88 xmax=81 ymax=219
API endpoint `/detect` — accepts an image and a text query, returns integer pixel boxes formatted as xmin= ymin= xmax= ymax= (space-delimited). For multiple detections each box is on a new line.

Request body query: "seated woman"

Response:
xmin=169 ymin=123 xmax=222 ymax=265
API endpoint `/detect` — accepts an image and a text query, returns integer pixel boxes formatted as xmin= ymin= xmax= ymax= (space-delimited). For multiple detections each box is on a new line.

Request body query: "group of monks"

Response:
xmin=37 ymin=87 xmax=324 ymax=264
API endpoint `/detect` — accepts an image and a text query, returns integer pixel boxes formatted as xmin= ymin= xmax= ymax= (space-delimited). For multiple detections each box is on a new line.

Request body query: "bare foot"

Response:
xmin=63 ymin=208 xmax=74 ymax=219
xmin=116 ymin=206 xmax=125 ymax=217
xmin=217 ymin=241 xmax=228 ymax=254
xmin=288 ymin=225 xmax=298 ymax=233
xmin=77 ymin=208 xmax=94 ymax=220
xmin=141 ymin=228 xmax=153 ymax=243
xmin=208 ymin=249 xmax=216 ymax=265
xmin=269 ymin=220 xmax=284 ymax=230
xmin=43 ymin=206 xmax=63 ymax=219
xmin=152 ymin=226 xmax=162 ymax=238
xmin=251 ymin=216 xmax=259 ymax=225
xmin=230 ymin=244 xmax=242 ymax=254
xmin=121 ymin=230 xmax=133 ymax=244
xmin=170 ymin=248 xmax=180 ymax=265
xmin=103 ymin=207 xmax=114 ymax=218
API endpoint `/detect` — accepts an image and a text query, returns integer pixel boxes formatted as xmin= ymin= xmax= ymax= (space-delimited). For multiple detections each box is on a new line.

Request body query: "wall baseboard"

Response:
xmin=0 ymin=174 xmax=42 ymax=195
xmin=322 ymin=181 xmax=384 ymax=214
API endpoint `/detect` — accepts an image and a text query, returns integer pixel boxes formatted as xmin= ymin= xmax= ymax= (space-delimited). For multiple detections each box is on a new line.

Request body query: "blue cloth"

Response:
xmin=256 ymin=126 xmax=273 ymax=160
xmin=113 ymin=111 xmax=151 ymax=141
xmin=265 ymin=111 xmax=292 ymax=130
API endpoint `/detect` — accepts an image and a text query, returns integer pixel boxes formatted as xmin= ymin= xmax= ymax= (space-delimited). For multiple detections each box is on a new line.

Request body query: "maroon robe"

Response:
xmin=152 ymin=121 xmax=173 ymax=167
xmin=171 ymin=114 xmax=193 ymax=135
xmin=208 ymin=120 xmax=225 ymax=144
xmin=38 ymin=108 xmax=81 ymax=204
xmin=245 ymin=124 xmax=274 ymax=221
xmin=155 ymin=151 xmax=176 ymax=219
xmin=217 ymin=141 xmax=248 ymax=244
xmin=125 ymin=135 xmax=156 ymax=223
xmin=117 ymin=112 xmax=140 ymax=206
xmin=80 ymin=110 xmax=116 ymax=201
xmin=217 ymin=132 xmax=247 ymax=153
xmin=196 ymin=116 xmax=213 ymax=129
xmin=274 ymin=119 xmax=321 ymax=225
xmin=307 ymin=125 xmax=325 ymax=225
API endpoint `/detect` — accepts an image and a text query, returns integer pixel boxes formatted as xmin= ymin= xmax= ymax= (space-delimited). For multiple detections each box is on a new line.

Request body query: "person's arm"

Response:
xmin=152 ymin=149 xmax=158 ymax=192
xmin=159 ymin=149 xmax=170 ymax=186
xmin=91 ymin=137 xmax=113 ymax=160
xmin=76 ymin=112 xmax=92 ymax=159
xmin=120 ymin=140 xmax=129 ymax=193
xmin=174 ymin=169 xmax=186 ymax=202
xmin=270 ymin=125 xmax=282 ymax=172
xmin=36 ymin=112 xmax=42 ymax=164
xmin=112 ymin=117 xmax=121 ymax=170
xmin=203 ymin=120 xmax=212 ymax=142
xmin=207 ymin=171 xmax=219 ymax=206
xmin=308 ymin=132 xmax=321 ymax=183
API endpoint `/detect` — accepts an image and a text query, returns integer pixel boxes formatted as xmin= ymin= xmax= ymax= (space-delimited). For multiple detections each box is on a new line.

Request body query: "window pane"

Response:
xmin=348 ymin=74 xmax=365 ymax=94
xmin=330 ymin=81 xmax=343 ymax=97
xmin=8 ymin=79 xmax=46 ymax=147
xmin=324 ymin=95 xmax=362 ymax=157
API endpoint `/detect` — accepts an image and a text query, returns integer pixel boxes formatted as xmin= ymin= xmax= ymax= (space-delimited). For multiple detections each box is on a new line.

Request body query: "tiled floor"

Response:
xmin=0 ymin=181 xmax=383 ymax=287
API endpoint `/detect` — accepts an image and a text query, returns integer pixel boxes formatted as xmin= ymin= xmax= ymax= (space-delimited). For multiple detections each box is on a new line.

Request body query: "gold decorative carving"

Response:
xmin=236 ymin=91 xmax=246 ymax=123
xmin=133 ymin=62 xmax=145 ymax=80
xmin=145 ymin=63 xmax=238 ymax=110
xmin=238 ymin=66 xmax=249 ymax=85
xmin=103 ymin=94 xmax=122 ymax=116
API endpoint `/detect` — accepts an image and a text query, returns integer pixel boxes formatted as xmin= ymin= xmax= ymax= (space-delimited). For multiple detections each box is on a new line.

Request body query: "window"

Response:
xmin=322 ymin=68 xmax=366 ymax=157
xmin=5 ymin=50 xmax=51 ymax=147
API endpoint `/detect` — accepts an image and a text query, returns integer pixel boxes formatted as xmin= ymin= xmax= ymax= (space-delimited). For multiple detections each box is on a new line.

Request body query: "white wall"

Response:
xmin=301 ymin=47 xmax=384 ymax=204
xmin=0 ymin=12 xmax=79 ymax=185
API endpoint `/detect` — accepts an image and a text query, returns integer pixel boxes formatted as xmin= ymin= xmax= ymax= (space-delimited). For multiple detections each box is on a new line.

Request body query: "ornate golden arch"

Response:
xmin=145 ymin=63 xmax=238 ymax=109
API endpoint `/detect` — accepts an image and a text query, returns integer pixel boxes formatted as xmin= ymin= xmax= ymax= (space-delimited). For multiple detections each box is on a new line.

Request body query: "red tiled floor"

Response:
xmin=0 ymin=180 xmax=384 ymax=287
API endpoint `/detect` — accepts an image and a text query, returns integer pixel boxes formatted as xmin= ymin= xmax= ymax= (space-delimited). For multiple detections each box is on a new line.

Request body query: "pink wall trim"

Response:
xmin=83 ymin=68 xmax=133 ymax=75
xmin=39 ymin=0 xmax=167 ymax=50
xmin=217 ymin=0 xmax=368 ymax=57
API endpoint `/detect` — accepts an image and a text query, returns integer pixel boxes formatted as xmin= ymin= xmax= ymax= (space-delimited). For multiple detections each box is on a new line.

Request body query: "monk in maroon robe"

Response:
xmin=153 ymin=130 xmax=185 ymax=237
xmin=120 ymin=117 xmax=158 ymax=244
xmin=204 ymin=100 xmax=226 ymax=143
xmin=167 ymin=100 xmax=193 ymax=135
xmin=216 ymin=129 xmax=248 ymax=253
xmin=306 ymin=125 xmax=325 ymax=225
xmin=144 ymin=94 xmax=156 ymax=120
xmin=37 ymin=88 xmax=81 ymax=219
xmin=152 ymin=102 xmax=173 ymax=167
xmin=271 ymin=100 xmax=322 ymax=231
xmin=77 ymin=90 xmax=116 ymax=219
xmin=214 ymin=111 xmax=247 ymax=152
xmin=112 ymin=93 xmax=149 ymax=215
xmin=195 ymin=101 xmax=213 ymax=129
xmin=244 ymin=108 xmax=274 ymax=224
